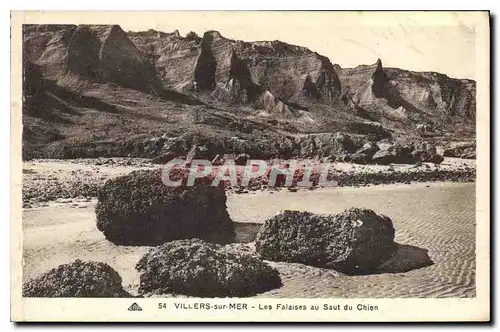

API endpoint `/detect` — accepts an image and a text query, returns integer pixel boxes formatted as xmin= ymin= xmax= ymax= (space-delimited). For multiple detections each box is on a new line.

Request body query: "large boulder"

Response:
xmin=95 ymin=169 xmax=235 ymax=245
xmin=372 ymin=143 xmax=414 ymax=165
xmin=23 ymin=260 xmax=130 ymax=297
xmin=410 ymin=141 xmax=443 ymax=164
xmin=350 ymin=152 xmax=371 ymax=165
xmin=376 ymin=139 xmax=393 ymax=151
xmin=371 ymin=148 xmax=395 ymax=165
xmin=294 ymin=132 xmax=356 ymax=158
xmin=135 ymin=239 xmax=282 ymax=297
xmin=358 ymin=142 xmax=379 ymax=155
xmin=411 ymin=150 xmax=444 ymax=164
xmin=351 ymin=142 xmax=379 ymax=164
xmin=255 ymin=208 xmax=396 ymax=274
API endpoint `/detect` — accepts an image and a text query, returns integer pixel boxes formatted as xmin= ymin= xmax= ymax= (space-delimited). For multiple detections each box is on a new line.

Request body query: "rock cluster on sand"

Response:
xmin=350 ymin=140 xmax=445 ymax=166
xmin=95 ymin=169 xmax=235 ymax=245
xmin=135 ymin=239 xmax=282 ymax=297
xmin=335 ymin=167 xmax=475 ymax=187
xmin=22 ymin=260 xmax=129 ymax=297
xmin=23 ymin=168 xmax=103 ymax=203
xmin=255 ymin=208 xmax=396 ymax=274
xmin=22 ymin=158 xmax=475 ymax=206
xmin=443 ymin=141 xmax=476 ymax=159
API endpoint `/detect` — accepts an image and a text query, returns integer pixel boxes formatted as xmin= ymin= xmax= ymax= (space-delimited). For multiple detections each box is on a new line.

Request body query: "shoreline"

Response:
xmin=22 ymin=157 xmax=476 ymax=207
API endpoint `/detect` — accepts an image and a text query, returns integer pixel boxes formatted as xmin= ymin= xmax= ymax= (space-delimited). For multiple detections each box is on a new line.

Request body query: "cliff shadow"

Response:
xmin=48 ymin=82 xmax=120 ymax=114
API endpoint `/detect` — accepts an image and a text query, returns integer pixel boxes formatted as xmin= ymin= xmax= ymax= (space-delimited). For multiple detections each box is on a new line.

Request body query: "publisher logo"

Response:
xmin=128 ymin=303 xmax=143 ymax=311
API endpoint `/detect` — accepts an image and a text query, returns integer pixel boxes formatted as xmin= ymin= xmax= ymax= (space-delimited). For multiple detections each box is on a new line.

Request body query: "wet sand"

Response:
xmin=22 ymin=181 xmax=476 ymax=298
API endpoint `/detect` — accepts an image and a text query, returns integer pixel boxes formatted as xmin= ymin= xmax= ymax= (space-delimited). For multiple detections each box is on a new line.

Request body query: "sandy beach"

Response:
xmin=22 ymin=181 xmax=475 ymax=298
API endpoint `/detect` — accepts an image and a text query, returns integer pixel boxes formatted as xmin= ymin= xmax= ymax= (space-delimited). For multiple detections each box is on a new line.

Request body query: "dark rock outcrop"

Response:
xmin=255 ymin=208 xmax=396 ymax=274
xmin=23 ymin=260 xmax=130 ymax=297
xmin=293 ymin=132 xmax=357 ymax=159
xmin=351 ymin=142 xmax=379 ymax=164
xmin=409 ymin=141 xmax=445 ymax=164
xmin=234 ymin=153 xmax=250 ymax=166
xmin=136 ymin=239 xmax=282 ymax=297
xmin=372 ymin=142 xmax=415 ymax=165
xmin=443 ymin=141 xmax=476 ymax=159
xmin=95 ymin=169 xmax=235 ymax=245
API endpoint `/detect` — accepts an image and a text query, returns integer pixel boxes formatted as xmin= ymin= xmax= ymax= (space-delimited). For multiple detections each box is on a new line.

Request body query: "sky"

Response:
xmin=116 ymin=11 xmax=479 ymax=80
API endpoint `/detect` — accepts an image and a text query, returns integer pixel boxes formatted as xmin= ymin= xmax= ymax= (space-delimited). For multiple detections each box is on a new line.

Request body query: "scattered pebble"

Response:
xmin=22 ymin=158 xmax=476 ymax=204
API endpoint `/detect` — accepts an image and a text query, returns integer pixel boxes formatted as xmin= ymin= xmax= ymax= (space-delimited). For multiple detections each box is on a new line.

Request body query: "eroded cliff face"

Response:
xmin=23 ymin=25 xmax=476 ymax=123
xmin=23 ymin=25 xmax=77 ymax=78
xmin=23 ymin=24 xmax=158 ymax=91
xmin=383 ymin=67 xmax=476 ymax=119
xmin=231 ymin=40 xmax=342 ymax=103
xmin=129 ymin=30 xmax=201 ymax=90
xmin=131 ymin=30 xmax=342 ymax=112
xmin=21 ymin=24 xmax=476 ymax=161
xmin=128 ymin=28 xmax=474 ymax=127
xmin=337 ymin=59 xmax=476 ymax=129
xmin=66 ymin=26 xmax=101 ymax=78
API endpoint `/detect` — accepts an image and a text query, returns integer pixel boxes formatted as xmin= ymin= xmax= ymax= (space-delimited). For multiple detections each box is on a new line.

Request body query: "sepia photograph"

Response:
xmin=10 ymin=10 xmax=490 ymax=322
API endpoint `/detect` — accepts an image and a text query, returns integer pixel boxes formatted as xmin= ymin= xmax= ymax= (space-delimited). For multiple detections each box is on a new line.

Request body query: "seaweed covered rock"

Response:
xmin=136 ymin=239 xmax=282 ymax=297
xmin=96 ymin=169 xmax=235 ymax=245
xmin=255 ymin=208 xmax=397 ymax=274
xmin=22 ymin=260 xmax=129 ymax=297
